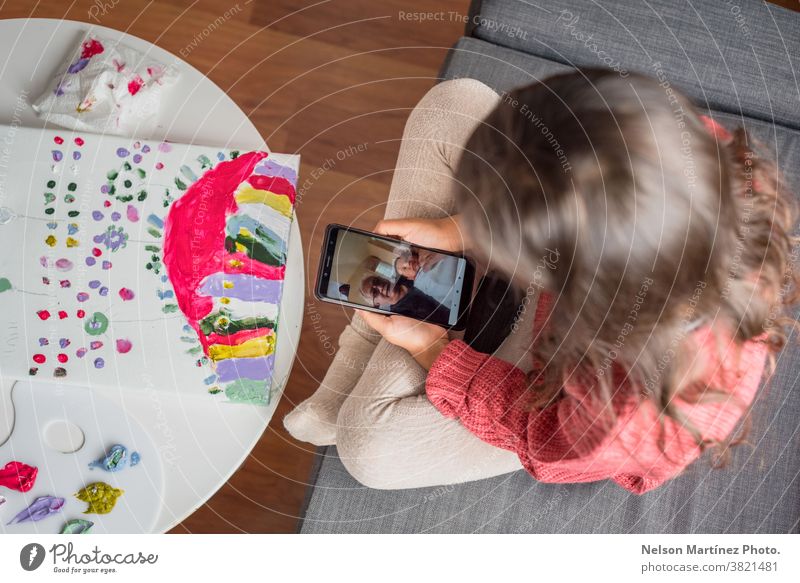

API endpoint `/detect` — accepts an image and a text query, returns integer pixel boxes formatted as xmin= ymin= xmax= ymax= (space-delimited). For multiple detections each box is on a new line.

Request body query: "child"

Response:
xmin=285 ymin=71 xmax=798 ymax=492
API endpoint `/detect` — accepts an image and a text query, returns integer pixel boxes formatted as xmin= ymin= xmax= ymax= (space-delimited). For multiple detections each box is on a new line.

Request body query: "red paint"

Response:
xmin=92 ymin=247 xmax=102 ymax=257
xmin=58 ymin=310 xmax=68 ymax=319
xmin=32 ymin=354 xmax=46 ymax=364
xmin=223 ymin=252 xmax=286 ymax=280
xmin=74 ymin=137 xmax=85 ymax=146
xmin=116 ymin=338 xmax=133 ymax=354
xmin=57 ymin=353 xmax=68 ymax=363
xmin=77 ymin=309 xmax=86 ymax=318
xmin=247 ymin=174 xmax=297 ymax=203
xmin=118 ymin=288 xmax=135 ymax=301
xmin=36 ymin=310 xmax=50 ymax=320
xmin=0 ymin=461 xmax=38 ymax=492
xmin=127 ymin=75 xmax=144 ymax=95
xmin=202 ymin=327 xmax=273 ymax=351
xmin=163 ymin=152 xmax=267 ymax=324
xmin=155 ymin=162 xmax=164 ymax=170
xmin=104 ymin=200 xmax=112 ymax=208
xmin=80 ymin=38 xmax=104 ymax=59
xmin=53 ymin=136 xmax=64 ymax=145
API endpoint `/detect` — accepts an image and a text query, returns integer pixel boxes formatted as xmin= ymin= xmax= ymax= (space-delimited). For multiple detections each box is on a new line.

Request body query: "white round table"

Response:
xmin=0 ymin=18 xmax=304 ymax=532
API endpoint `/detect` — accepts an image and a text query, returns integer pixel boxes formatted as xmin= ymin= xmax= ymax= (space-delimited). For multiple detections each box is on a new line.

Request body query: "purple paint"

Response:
xmin=142 ymin=145 xmax=151 ymax=153
xmin=8 ymin=495 xmax=64 ymax=524
xmin=38 ymin=338 xmax=48 ymax=346
xmin=68 ymin=58 xmax=89 ymax=73
xmin=254 ymin=158 xmax=298 ymax=184
xmin=73 ymin=151 xmax=81 ymax=160
xmin=215 ymin=355 xmax=275 ymax=382
xmin=76 ymin=348 xmax=87 ymax=358
xmin=93 ymin=357 xmax=104 ymax=369
xmin=59 ymin=338 xmax=70 ymax=348
xmin=116 ymin=148 xmax=129 ymax=158
xmin=111 ymin=212 xmax=121 ymax=222
xmin=157 ymin=142 xmax=172 ymax=152
xmin=102 ymin=261 xmax=112 ymax=270
xmin=198 ymin=273 xmax=283 ymax=302
xmin=92 ymin=211 xmax=104 ymax=221
xmin=100 ymin=184 xmax=109 ymax=194
xmin=52 ymin=150 xmax=63 ymax=162
xmin=99 ymin=287 xmax=109 ymax=296
xmin=85 ymin=257 xmax=96 ymax=266
xmin=77 ymin=292 xmax=89 ymax=302
xmin=89 ymin=280 xmax=101 ymax=289
xmin=133 ymin=154 xmax=142 ymax=164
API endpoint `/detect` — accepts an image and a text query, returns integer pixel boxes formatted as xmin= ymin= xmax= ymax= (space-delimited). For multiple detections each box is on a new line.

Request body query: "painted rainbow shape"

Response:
xmin=162 ymin=152 xmax=296 ymax=404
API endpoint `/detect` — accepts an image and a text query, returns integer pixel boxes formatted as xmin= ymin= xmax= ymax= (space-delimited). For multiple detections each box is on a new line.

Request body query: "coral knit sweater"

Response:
xmin=426 ymin=115 xmax=770 ymax=494
xmin=426 ymin=292 xmax=769 ymax=494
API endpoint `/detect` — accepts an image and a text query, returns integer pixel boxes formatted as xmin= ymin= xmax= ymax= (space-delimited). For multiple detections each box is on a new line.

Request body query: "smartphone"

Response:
xmin=314 ymin=224 xmax=475 ymax=330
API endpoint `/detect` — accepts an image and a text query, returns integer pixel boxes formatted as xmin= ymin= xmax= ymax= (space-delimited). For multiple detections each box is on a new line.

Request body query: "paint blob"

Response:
xmin=115 ymin=339 xmax=132 ymax=354
xmin=0 ymin=461 xmax=38 ymax=492
xmin=60 ymin=518 xmax=94 ymax=534
xmin=88 ymin=444 xmax=140 ymax=472
xmin=118 ymin=288 xmax=135 ymax=301
xmin=8 ymin=496 xmax=64 ymax=524
xmin=74 ymin=482 xmax=123 ymax=515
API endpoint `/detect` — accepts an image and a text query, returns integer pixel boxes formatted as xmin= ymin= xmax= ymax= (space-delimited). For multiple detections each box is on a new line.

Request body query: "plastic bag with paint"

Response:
xmin=32 ymin=33 xmax=178 ymax=136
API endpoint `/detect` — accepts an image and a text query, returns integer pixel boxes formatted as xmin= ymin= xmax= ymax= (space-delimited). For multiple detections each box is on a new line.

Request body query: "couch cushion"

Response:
xmin=300 ymin=37 xmax=800 ymax=534
xmin=469 ymin=0 xmax=800 ymax=130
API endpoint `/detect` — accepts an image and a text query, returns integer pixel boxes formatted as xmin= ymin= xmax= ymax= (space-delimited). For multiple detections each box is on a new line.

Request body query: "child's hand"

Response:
xmin=374 ymin=215 xmax=467 ymax=253
xmin=356 ymin=310 xmax=449 ymax=370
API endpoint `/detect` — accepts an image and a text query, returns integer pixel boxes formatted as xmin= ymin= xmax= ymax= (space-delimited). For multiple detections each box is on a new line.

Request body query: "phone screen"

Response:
xmin=317 ymin=226 xmax=471 ymax=328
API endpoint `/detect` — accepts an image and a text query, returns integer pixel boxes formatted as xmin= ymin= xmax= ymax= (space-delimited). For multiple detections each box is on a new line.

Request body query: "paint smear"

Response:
xmin=0 ymin=461 xmax=38 ymax=492
xmin=8 ymin=495 xmax=64 ymax=524
xmin=74 ymin=482 xmax=123 ymax=515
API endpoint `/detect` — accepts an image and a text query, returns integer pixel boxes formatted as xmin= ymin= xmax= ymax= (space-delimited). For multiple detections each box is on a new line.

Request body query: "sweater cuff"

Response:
xmin=426 ymin=339 xmax=489 ymax=418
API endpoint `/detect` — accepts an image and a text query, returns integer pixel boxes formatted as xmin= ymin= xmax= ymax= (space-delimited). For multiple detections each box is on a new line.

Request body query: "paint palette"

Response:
xmin=0 ymin=380 xmax=163 ymax=534
xmin=0 ymin=124 xmax=299 ymax=405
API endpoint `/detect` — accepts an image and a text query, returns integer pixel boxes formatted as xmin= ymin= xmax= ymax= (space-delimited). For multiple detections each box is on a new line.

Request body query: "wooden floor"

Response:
xmin=1 ymin=0 xmax=796 ymax=533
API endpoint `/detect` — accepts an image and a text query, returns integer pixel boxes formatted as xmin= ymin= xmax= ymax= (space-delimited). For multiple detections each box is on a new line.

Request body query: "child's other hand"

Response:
xmin=374 ymin=215 xmax=467 ymax=253
xmin=356 ymin=310 xmax=449 ymax=370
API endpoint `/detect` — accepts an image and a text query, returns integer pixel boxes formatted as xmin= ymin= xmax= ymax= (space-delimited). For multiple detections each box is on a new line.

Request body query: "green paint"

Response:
xmin=108 ymin=184 xmax=116 ymax=195
xmin=174 ymin=177 xmax=187 ymax=191
xmin=47 ymin=180 xmax=56 ymax=188
xmin=84 ymin=312 xmax=109 ymax=336
xmin=145 ymin=245 xmax=160 ymax=252
xmin=229 ymin=150 xmax=240 ymax=159
xmin=147 ymin=227 xmax=162 ymax=238
xmin=136 ymin=168 xmax=146 ymax=179
xmin=207 ymin=386 xmax=222 ymax=395
xmin=224 ymin=234 xmax=283 ymax=267
xmin=67 ymin=210 xmax=80 ymax=218
xmin=197 ymin=154 xmax=212 ymax=169
xmin=64 ymin=194 xmax=75 ymax=203
xmin=117 ymin=194 xmax=133 ymax=203
xmin=198 ymin=309 xmax=275 ymax=336
xmin=106 ymin=170 xmax=118 ymax=180
xmin=162 ymin=304 xmax=178 ymax=314
xmin=137 ymin=190 xmax=148 ymax=201
xmin=60 ymin=518 xmax=94 ymax=534
xmin=67 ymin=183 xmax=77 ymax=191
xmin=44 ymin=208 xmax=55 ymax=215
xmin=187 ymin=345 xmax=202 ymax=355
xmin=0 ymin=278 xmax=11 ymax=293
xmin=123 ymin=179 xmax=132 ymax=188
xmin=44 ymin=193 xmax=55 ymax=203
xmin=122 ymin=161 xmax=132 ymax=171
xmin=225 ymin=378 xmax=268 ymax=405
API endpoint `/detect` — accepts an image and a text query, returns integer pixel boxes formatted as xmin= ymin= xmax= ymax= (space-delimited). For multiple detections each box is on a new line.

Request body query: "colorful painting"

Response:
xmin=0 ymin=125 xmax=298 ymax=404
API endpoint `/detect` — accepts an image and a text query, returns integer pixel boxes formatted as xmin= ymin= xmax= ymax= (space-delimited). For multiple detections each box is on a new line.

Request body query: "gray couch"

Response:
xmin=299 ymin=0 xmax=800 ymax=533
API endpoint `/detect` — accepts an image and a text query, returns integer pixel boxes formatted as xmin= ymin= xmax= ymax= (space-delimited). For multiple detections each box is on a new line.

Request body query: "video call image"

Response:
xmin=326 ymin=230 xmax=467 ymax=326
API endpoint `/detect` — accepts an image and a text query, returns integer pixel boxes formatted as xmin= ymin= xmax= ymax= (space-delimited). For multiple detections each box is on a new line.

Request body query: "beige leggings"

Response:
xmin=288 ymin=79 xmax=539 ymax=489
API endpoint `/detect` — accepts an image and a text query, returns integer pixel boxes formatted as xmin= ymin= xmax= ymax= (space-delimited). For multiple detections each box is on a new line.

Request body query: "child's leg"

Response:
xmin=284 ymin=78 xmax=501 ymax=446
xmin=335 ymin=285 xmax=538 ymax=489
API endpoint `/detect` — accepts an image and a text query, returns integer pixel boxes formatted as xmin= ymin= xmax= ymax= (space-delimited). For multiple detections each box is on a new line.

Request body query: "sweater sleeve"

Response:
xmin=426 ymin=339 xmax=533 ymax=452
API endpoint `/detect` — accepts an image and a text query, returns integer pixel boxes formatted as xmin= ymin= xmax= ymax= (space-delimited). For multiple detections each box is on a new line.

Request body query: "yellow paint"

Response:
xmin=234 ymin=185 xmax=293 ymax=218
xmin=239 ymin=227 xmax=253 ymax=239
xmin=235 ymin=242 xmax=247 ymax=254
xmin=228 ymin=259 xmax=243 ymax=268
xmin=222 ymin=280 xmax=234 ymax=289
xmin=220 ymin=297 xmax=230 ymax=304
xmin=208 ymin=335 xmax=275 ymax=361
xmin=69 ymin=223 xmax=79 ymax=232
xmin=45 ymin=235 xmax=57 ymax=247
xmin=66 ymin=237 xmax=79 ymax=248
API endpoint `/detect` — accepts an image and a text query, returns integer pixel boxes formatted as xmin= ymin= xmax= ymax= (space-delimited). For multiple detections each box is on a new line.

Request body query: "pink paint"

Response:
xmin=127 ymin=74 xmax=144 ymax=95
xmin=163 ymin=152 xmax=267 ymax=324
xmin=57 ymin=353 xmax=68 ymax=363
xmin=223 ymin=252 xmax=286 ymax=281
xmin=77 ymin=309 xmax=86 ymax=318
xmin=92 ymin=247 xmax=102 ymax=257
xmin=119 ymin=288 xmax=135 ymax=301
xmin=247 ymin=174 xmax=297 ymax=204
xmin=53 ymin=136 xmax=64 ymax=145
xmin=202 ymin=327 xmax=273 ymax=351
xmin=58 ymin=311 xmax=68 ymax=320
xmin=155 ymin=162 xmax=164 ymax=170
xmin=116 ymin=338 xmax=133 ymax=354
xmin=90 ymin=341 xmax=103 ymax=350
xmin=32 ymin=354 xmax=46 ymax=364
xmin=55 ymin=258 xmax=73 ymax=271
xmin=80 ymin=38 xmax=104 ymax=59
xmin=126 ymin=204 xmax=139 ymax=222
xmin=157 ymin=142 xmax=172 ymax=153
xmin=74 ymin=137 xmax=85 ymax=146
xmin=36 ymin=310 xmax=50 ymax=321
